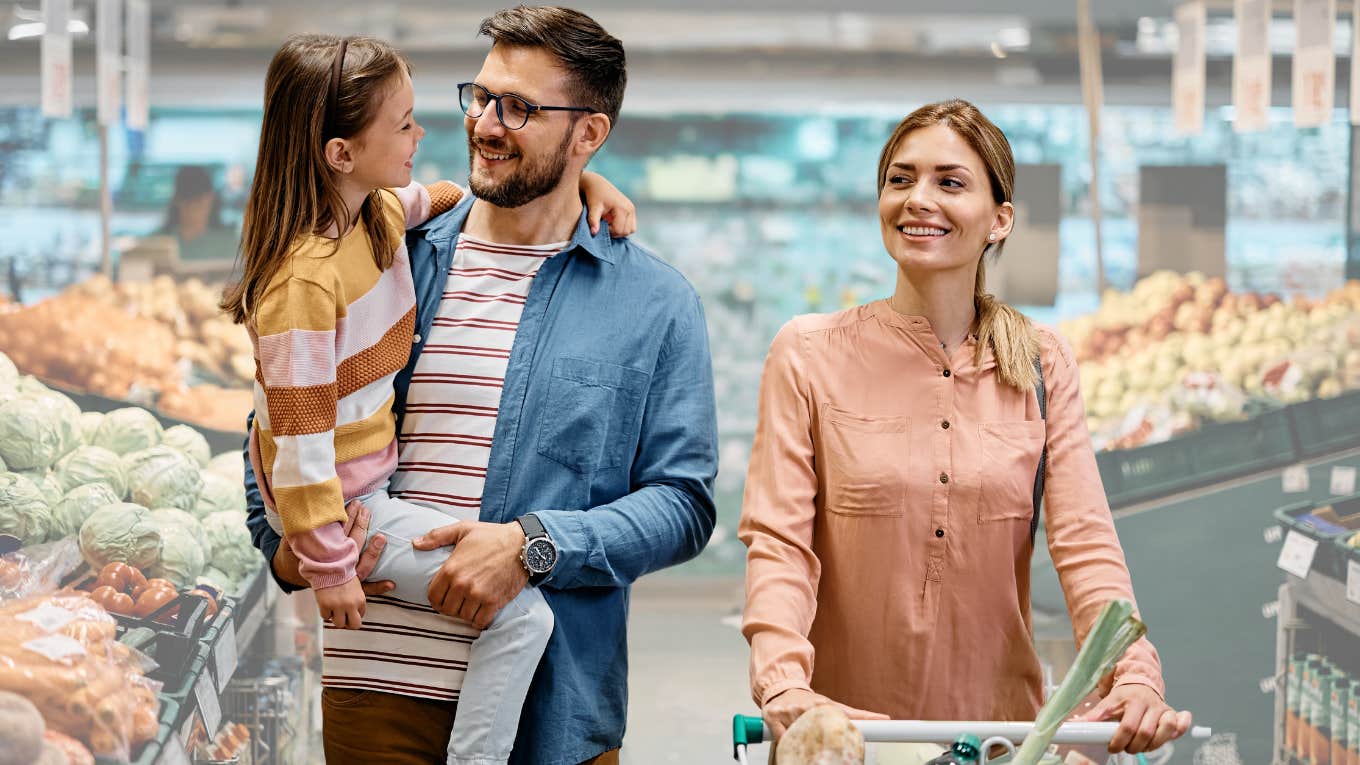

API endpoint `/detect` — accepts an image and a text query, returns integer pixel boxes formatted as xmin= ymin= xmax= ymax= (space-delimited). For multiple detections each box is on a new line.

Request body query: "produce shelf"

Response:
xmin=1289 ymin=389 xmax=1360 ymax=459
xmin=50 ymin=383 xmax=246 ymax=454
xmin=93 ymin=563 xmax=271 ymax=765
xmin=1098 ymin=408 xmax=1296 ymax=508
xmin=1272 ymin=493 xmax=1360 ymax=580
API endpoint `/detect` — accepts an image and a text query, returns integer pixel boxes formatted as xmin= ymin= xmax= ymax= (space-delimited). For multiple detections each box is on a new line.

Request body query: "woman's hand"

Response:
xmin=580 ymin=171 xmax=637 ymax=237
xmin=762 ymin=687 xmax=888 ymax=742
xmin=1082 ymin=684 xmax=1192 ymax=754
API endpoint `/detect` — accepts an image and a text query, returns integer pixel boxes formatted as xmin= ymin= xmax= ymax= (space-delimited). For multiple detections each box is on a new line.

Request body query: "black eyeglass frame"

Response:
xmin=457 ymin=82 xmax=594 ymax=130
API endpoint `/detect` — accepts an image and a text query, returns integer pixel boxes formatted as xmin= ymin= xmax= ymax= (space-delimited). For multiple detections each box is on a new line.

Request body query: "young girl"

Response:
xmin=221 ymin=34 xmax=636 ymax=765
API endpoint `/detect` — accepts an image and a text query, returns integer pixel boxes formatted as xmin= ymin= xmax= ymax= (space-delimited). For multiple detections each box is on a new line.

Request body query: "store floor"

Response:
xmin=623 ymin=575 xmax=754 ymax=764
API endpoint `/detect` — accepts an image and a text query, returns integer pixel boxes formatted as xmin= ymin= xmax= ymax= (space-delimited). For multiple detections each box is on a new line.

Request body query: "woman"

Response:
xmin=738 ymin=100 xmax=1192 ymax=755
xmin=157 ymin=165 xmax=238 ymax=261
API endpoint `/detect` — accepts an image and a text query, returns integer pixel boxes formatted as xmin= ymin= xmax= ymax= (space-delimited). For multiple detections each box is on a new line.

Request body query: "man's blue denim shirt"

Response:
xmin=244 ymin=195 xmax=719 ymax=764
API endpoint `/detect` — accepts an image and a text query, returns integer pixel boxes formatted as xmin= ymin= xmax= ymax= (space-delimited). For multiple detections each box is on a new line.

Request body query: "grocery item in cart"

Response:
xmin=776 ymin=705 xmax=865 ymax=764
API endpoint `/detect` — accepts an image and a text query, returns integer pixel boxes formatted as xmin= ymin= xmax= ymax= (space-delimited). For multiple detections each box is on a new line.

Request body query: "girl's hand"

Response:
xmin=315 ymin=577 xmax=367 ymax=630
xmin=762 ymin=687 xmax=888 ymax=742
xmin=580 ymin=171 xmax=636 ymax=237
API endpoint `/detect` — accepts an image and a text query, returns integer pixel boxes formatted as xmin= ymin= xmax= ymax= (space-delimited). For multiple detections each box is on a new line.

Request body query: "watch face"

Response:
xmin=525 ymin=538 xmax=557 ymax=574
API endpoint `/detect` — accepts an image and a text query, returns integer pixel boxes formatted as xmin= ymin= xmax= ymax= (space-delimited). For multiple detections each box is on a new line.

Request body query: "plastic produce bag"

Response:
xmin=0 ymin=538 xmax=85 ymax=600
xmin=0 ymin=592 xmax=161 ymax=762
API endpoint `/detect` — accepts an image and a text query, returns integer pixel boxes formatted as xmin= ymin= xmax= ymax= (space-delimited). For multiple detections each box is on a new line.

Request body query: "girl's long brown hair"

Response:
xmin=876 ymin=99 xmax=1040 ymax=392
xmin=222 ymin=34 xmax=410 ymax=325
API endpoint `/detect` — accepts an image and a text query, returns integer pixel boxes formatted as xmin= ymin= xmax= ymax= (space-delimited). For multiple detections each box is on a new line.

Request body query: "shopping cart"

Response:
xmin=730 ymin=715 xmax=1213 ymax=764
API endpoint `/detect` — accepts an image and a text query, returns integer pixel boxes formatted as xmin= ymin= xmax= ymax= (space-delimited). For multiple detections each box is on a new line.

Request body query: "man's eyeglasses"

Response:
xmin=457 ymin=82 xmax=594 ymax=131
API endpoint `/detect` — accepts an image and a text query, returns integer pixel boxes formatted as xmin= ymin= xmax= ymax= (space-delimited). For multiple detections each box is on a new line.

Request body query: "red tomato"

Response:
xmin=89 ymin=585 xmax=119 ymax=609
xmin=132 ymin=587 xmax=177 ymax=618
xmin=106 ymin=592 xmax=134 ymax=614
xmin=95 ymin=562 xmax=132 ymax=592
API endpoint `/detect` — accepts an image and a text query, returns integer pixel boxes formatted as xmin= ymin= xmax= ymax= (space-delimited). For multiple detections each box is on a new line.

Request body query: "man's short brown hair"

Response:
xmin=479 ymin=6 xmax=626 ymax=130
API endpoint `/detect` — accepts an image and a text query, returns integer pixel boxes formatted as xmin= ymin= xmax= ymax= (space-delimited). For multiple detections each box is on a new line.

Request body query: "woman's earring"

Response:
xmin=988 ymin=233 xmax=996 ymax=241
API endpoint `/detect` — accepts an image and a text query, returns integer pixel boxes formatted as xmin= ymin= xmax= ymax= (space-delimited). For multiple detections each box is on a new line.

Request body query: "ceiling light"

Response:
xmin=7 ymin=18 xmax=90 ymax=41
xmin=997 ymin=26 xmax=1030 ymax=49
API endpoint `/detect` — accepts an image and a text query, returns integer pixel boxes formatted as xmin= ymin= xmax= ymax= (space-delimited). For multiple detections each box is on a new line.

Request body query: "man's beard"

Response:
xmin=467 ymin=125 xmax=574 ymax=209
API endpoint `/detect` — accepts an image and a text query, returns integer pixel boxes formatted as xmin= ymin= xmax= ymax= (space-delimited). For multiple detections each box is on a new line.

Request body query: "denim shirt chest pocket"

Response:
xmin=536 ymin=356 xmax=651 ymax=473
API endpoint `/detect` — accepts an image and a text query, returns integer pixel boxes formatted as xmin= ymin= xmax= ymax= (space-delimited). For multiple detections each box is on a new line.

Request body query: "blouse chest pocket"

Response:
xmin=536 ymin=357 xmax=649 ymax=474
xmin=819 ymin=405 xmax=911 ymax=517
xmin=976 ymin=421 xmax=1046 ymax=523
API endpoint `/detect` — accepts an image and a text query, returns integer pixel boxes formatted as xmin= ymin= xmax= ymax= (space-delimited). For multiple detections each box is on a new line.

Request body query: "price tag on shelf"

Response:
xmin=1348 ymin=560 xmax=1360 ymax=606
xmin=1277 ymin=530 xmax=1320 ymax=579
xmin=1283 ymin=465 xmax=1311 ymax=494
xmin=1332 ymin=466 xmax=1357 ymax=496
xmin=157 ymin=734 xmax=190 ymax=765
xmin=194 ymin=671 xmax=222 ymax=738
xmin=213 ymin=622 xmax=238 ymax=693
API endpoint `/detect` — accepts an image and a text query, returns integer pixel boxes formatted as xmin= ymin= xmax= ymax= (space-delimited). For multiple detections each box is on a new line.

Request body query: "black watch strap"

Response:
xmin=517 ymin=513 xmax=547 ymax=540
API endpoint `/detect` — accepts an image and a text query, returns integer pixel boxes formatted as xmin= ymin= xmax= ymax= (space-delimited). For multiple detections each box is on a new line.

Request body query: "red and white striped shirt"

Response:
xmin=320 ymin=233 xmax=565 ymax=701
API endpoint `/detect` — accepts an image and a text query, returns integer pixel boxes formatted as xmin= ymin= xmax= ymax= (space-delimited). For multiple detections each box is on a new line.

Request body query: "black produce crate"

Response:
xmin=1288 ymin=389 xmax=1360 ymax=459
xmin=1098 ymin=408 xmax=1297 ymax=508
xmin=1273 ymin=492 xmax=1360 ymax=580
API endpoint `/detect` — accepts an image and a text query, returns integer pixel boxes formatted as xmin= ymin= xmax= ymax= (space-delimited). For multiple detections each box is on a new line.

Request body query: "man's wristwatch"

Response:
xmin=515 ymin=514 xmax=558 ymax=586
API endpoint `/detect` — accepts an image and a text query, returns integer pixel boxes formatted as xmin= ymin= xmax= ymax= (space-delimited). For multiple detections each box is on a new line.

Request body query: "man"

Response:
xmin=243 ymin=7 xmax=718 ymax=764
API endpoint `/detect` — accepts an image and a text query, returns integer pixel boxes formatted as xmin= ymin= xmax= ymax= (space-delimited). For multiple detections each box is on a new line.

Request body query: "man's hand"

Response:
xmin=272 ymin=500 xmax=395 ymax=596
xmin=1081 ymin=684 xmax=1193 ymax=754
xmin=762 ymin=688 xmax=887 ymax=742
xmin=413 ymin=520 xmax=528 ymax=629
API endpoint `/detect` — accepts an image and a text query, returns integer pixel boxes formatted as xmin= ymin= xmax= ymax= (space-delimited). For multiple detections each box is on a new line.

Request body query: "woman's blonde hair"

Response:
xmin=876 ymin=99 xmax=1039 ymax=392
xmin=221 ymin=34 xmax=409 ymax=325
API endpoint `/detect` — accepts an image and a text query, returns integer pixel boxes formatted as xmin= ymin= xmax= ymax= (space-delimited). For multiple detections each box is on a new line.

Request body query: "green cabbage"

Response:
xmin=54 ymin=445 xmax=127 ymax=498
xmin=201 ymin=510 xmax=256 ymax=581
xmin=78 ymin=502 xmax=161 ymax=570
xmin=146 ymin=520 xmax=206 ymax=588
xmin=124 ymin=446 xmax=203 ymax=512
xmin=149 ymin=507 xmax=209 ymax=553
xmin=91 ymin=407 xmax=163 ymax=456
xmin=204 ymin=452 xmax=244 ymax=485
xmin=15 ymin=470 xmax=62 ymax=507
xmin=0 ymin=352 xmax=18 ymax=390
xmin=197 ymin=566 xmax=235 ymax=594
xmin=163 ymin=425 xmax=211 ymax=468
xmin=50 ymin=483 xmax=121 ymax=540
xmin=78 ymin=412 xmax=105 ymax=445
xmin=16 ymin=376 xmax=49 ymax=395
xmin=0 ymin=392 xmax=82 ymax=470
xmin=196 ymin=471 xmax=245 ymax=517
xmin=0 ymin=473 xmax=50 ymax=545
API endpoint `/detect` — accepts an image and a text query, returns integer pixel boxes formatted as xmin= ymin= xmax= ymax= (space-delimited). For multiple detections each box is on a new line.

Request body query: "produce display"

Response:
xmin=1062 ymin=272 xmax=1360 ymax=450
xmin=66 ymin=275 xmax=254 ymax=389
xmin=0 ymin=354 xmax=258 ymax=594
xmin=0 ymin=593 xmax=160 ymax=760
xmin=0 ymin=276 xmax=256 ymax=433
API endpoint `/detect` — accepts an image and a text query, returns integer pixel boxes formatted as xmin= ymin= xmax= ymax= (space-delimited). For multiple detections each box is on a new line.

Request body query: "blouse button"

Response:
xmin=941 ymin=420 xmax=951 ymax=430
xmin=935 ymin=528 xmax=945 ymax=538
xmin=942 ymin=369 xmax=952 ymax=378
xmin=939 ymin=473 xmax=950 ymax=484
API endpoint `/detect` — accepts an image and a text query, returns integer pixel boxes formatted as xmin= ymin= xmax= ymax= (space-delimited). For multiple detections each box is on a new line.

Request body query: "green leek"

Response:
xmin=1011 ymin=599 xmax=1147 ymax=765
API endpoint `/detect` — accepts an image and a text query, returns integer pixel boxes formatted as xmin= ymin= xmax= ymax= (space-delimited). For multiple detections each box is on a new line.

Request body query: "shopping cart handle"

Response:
xmin=732 ymin=715 xmax=1211 ymax=749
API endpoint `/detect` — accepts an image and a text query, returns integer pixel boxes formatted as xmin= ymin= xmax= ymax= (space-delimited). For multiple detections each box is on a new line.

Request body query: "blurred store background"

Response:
xmin=3 ymin=1 xmax=1360 ymax=763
